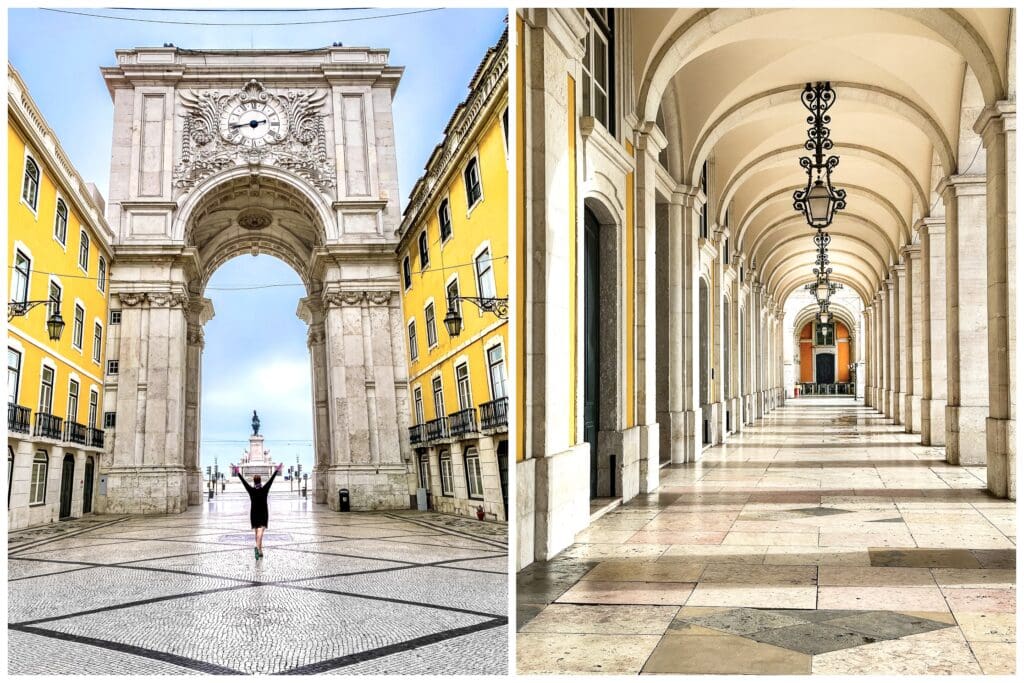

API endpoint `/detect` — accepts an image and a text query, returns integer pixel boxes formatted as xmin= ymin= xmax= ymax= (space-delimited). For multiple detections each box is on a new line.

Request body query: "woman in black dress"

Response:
xmin=237 ymin=467 xmax=279 ymax=559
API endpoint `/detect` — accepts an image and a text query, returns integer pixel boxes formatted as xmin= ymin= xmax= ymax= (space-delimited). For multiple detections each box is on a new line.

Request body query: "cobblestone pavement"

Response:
xmin=518 ymin=399 xmax=1015 ymax=675
xmin=8 ymin=484 xmax=508 ymax=675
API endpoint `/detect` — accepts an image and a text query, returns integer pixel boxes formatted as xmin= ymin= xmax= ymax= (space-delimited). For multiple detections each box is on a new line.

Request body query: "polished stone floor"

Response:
xmin=9 ymin=484 xmax=508 ymax=675
xmin=517 ymin=398 xmax=1016 ymax=675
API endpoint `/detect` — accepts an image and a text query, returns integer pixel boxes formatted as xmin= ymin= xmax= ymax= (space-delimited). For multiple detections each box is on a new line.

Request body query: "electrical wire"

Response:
xmin=40 ymin=7 xmax=442 ymax=27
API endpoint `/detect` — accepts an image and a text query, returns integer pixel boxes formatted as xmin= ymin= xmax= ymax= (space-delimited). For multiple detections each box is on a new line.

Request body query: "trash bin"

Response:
xmin=339 ymin=488 xmax=350 ymax=512
xmin=208 ymin=489 xmax=214 ymax=500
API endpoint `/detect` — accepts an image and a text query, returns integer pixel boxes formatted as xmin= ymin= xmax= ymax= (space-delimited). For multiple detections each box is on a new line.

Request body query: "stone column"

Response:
xmin=864 ymin=303 xmax=875 ymax=407
xmin=890 ymin=267 xmax=905 ymax=425
xmin=976 ymin=102 xmax=1016 ymax=499
xmin=184 ymin=297 xmax=214 ymax=506
xmin=680 ymin=189 xmax=702 ymax=460
xmin=940 ymin=175 xmax=989 ymax=465
xmin=298 ymin=296 xmax=331 ymax=505
xmin=920 ymin=218 xmax=948 ymax=445
xmin=729 ymin=270 xmax=743 ymax=432
xmin=711 ymin=245 xmax=726 ymax=442
xmin=878 ymin=287 xmax=891 ymax=418
xmin=903 ymin=245 xmax=923 ymax=433
xmin=751 ymin=280 xmax=763 ymax=419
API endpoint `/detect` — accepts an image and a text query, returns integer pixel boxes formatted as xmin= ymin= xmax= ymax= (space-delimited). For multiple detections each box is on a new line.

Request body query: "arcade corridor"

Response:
xmin=517 ymin=398 xmax=1015 ymax=675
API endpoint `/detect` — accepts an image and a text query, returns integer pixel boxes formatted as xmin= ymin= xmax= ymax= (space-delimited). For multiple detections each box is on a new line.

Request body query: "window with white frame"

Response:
xmin=581 ymin=9 xmax=614 ymax=133
xmin=408 ymin=321 xmax=418 ymax=362
xmin=432 ymin=375 xmax=444 ymax=418
xmin=464 ymin=447 xmax=484 ymax=499
xmin=107 ymin=360 xmax=119 ymax=375
xmin=30 ymin=451 xmax=48 ymax=505
xmin=418 ymin=231 xmax=430 ymax=270
xmin=67 ymin=379 xmax=79 ymax=423
xmin=109 ymin=310 xmax=121 ymax=325
xmin=54 ymin=199 xmax=68 ymax=245
xmin=464 ymin=158 xmax=482 ymax=208
xmin=79 ymin=230 xmax=90 ymax=271
xmin=22 ymin=156 xmax=40 ymax=211
xmin=73 ymin=304 xmax=85 ymax=350
xmin=413 ymin=386 xmax=424 ymax=424
xmin=487 ymin=344 xmax=507 ymax=399
xmin=88 ymin=389 xmax=98 ymax=428
xmin=417 ymin=452 xmax=430 ymax=490
xmin=47 ymin=281 xmax=61 ymax=324
xmin=39 ymin=366 xmax=55 ymax=414
xmin=8 ymin=348 xmax=22 ymax=405
xmin=438 ymin=199 xmax=453 ymax=241
xmin=439 ymin=451 xmax=454 ymax=495
xmin=98 ymin=256 xmax=107 ymax=292
xmin=12 ymin=251 xmax=31 ymax=304
xmin=425 ymin=302 xmax=438 ymax=347
xmin=455 ymin=362 xmax=472 ymax=410
xmin=475 ymin=248 xmax=496 ymax=299
xmin=93 ymin=322 xmax=103 ymax=363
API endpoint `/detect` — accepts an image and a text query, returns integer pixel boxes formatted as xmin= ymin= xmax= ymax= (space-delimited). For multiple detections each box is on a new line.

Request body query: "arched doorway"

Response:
xmin=58 ymin=454 xmax=74 ymax=520
xmin=82 ymin=456 xmax=95 ymax=514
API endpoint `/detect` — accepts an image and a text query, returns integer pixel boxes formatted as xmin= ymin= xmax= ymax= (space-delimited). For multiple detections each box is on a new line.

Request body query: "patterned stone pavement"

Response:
xmin=517 ymin=398 xmax=1016 ymax=675
xmin=8 ymin=485 xmax=508 ymax=675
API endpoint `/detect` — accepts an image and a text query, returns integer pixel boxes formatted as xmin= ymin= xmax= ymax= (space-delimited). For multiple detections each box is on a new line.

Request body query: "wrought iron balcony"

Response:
xmin=8 ymin=403 xmax=31 ymax=434
xmin=448 ymin=407 xmax=478 ymax=437
xmin=424 ymin=416 xmax=449 ymax=442
xmin=87 ymin=427 xmax=105 ymax=449
xmin=409 ymin=423 xmax=425 ymax=446
xmin=64 ymin=421 xmax=88 ymax=445
xmin=479 ymin=397 xmax=508 ymax=431
xmin=34 ymin=412 xmax=63 ymax=440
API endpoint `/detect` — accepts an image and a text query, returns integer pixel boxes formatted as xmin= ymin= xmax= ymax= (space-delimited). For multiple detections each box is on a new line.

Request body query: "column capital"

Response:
xmin=635 ymin=120 xmax=668 ymax=155
xmin=973 ymin=99 xmax=1016 ymax=137
xmin=892 ymin=263 xmax=907 ymax=277
xmin=901 ymin=243 xmax=922 ymax=260
xmin=918 ymin=216 xmax=945 ymax=236
xmin=936 ymin=173 xmax=986 ymax=198
xmin=670 ymin=184 xmax=700 ymax=208
xmin=520 ymin=8 xmax=587 ymax=61
xmin=883 ymin=277 xmax=895 ymax=292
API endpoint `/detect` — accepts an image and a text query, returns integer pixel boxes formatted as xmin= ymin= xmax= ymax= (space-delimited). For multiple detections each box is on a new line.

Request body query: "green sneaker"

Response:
xmin=254 ymin=547 xmax=259 ymax=560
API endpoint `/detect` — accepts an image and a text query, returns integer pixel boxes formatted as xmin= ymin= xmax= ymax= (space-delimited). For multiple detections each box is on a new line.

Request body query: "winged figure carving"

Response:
xmin=286 ymin=90 xmax=329 ymax=145
xmin=179 ymin=90 xmax=229 ymax=145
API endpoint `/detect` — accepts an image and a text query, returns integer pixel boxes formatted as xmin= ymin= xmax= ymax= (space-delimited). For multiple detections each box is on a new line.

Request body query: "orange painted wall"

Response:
xmin=800 ymin=321 xmax=851 ymax=382
xmin=836 ymin=322 xmax=851 ymax=382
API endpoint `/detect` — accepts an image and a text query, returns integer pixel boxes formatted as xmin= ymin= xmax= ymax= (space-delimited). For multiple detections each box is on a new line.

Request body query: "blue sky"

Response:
xmin=8 ymin=7 xmax=507 ymax=476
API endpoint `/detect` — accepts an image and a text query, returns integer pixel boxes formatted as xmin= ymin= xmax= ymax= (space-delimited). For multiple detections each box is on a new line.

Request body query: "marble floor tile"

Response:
xmin=750 ymin=621 xmax=880 ymax=655
xmin=817 ymin=565 xmax=935 ymax=587
xmin=518 ymin=603 xmax=678 ymax=635
xmin=817 ymin=585 xmax=949 ymax=612
xmin=953 ymin=612 xmax=1016 ymax=642
xmin=763 ymin=546 xmax=871 ymax=566
xmin=930 ymin=568 xmax=1016 ymax=588
xmin=688 ymin=584 xmax=817 ymax=609
xmin=699 ymin=563 xmax=817 ymax=585
xmin=722 ymin=531 xmax=819 ymax=546
xmin=554 ymin=580 xmax=695 ymax=606
xmin=968 ymin=641 xmax=1016 ymax=674
xmin=641 ymin=632 xmax=812 ymax=675
xmin=970 ymin=548 xmax=1016 ymax=569
xmin=660 ymin=544 xmax=767 ymax=564
xmin=811 ymin=627 xmax=983 ymax=675
xmin=625 ymin=530 xmax=727 ymax=545
xmin=574 ymin=527 xmax=645 ymax=544
xmin=868 ymin=547 xmax=982 ymax=568
xmin=677 ymin=606 xmax=809 ymax=635
xmin=819 ymin=610 xmax=953 ymax=640
xmin=580 ymin=560 xmax=704 ymax=583
xmin=558 ymin=543 xmax=670 ymax=561
xmin=516 ymin=633 xmax=661 ymax=675
xmin=941 ymin=587 xmax=1016 ymax=613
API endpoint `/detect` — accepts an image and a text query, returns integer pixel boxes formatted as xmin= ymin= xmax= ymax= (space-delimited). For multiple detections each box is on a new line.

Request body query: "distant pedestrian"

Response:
xmin=221 ymin=480 xmax=225 ymax=493
xmin=237 ymin=466 xmax=279 ymax=559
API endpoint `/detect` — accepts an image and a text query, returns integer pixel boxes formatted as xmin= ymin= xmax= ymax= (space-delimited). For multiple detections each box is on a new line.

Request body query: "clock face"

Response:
xmin=225 ymin=102 xmax=285 ymax=148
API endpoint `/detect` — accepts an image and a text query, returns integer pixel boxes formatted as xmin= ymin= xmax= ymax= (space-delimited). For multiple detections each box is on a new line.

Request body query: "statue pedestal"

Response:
xmin=238 ymin=434 xmax=277 ymax=480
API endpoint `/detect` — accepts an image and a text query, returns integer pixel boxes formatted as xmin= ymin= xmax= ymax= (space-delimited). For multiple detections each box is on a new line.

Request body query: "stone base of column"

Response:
xmin=701 ymin=402 xmax=722 ymax=446
xmin=639 ymin=422 xmax=661 ymax=494
xmin=743 ymin=394 xmax=756 ymax=425
xmin=864 ymin=385 xmax=874 ymax=407
xmin=945 ymin=405 xmax=988 ymax=465
xmin=893 ymin=391 xmax=904 ymax=424
xmin=100 ymin=466 xmax=189 ymax=515
xmin=517 ymin=457 xmax=536 ymax=570
xmin=599 ymin=427 xmax=641 ymax=502
xmin=533 ymin=443 xmax=590 ymax=562
xmin=755 ymin=393 xmax=765 ymax=419
xmin=726 ymin=397 xmax=741 ymax=434
xmin=314 ymin=466 xmax=328 ymax=504
xmin=985 ymin=417 xmax=1015 ymax=500
xmin=882 ymin=390 xmax=892 ymax=418
xmin=921 ymin=398 xmax=947 ymax=446
xmin=325 ymin=464 xmax=409 ymax=510
xmin=186 ymin=467 xmax=203 ymax=506
xmin=904 ymin=394 xmax=921 ymax=434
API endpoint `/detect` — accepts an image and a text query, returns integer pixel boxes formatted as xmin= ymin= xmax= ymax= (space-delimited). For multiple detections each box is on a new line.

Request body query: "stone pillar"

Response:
xmin=903 ymin=246 xmax=923 ymax=433
xmin=751 ymin=280 xmax=763 ymax=419
xmin=877 ymin=287 xmax=890 ymax=418
xmin=322 ymin=289 xmax=408 ymax=509
xmin=680 ymin=189 xmax=702 ymax=460
xmin=298 ymin=296 xmax=331 ymax=505
xmin=184 ymin=297 xmax=214 ymax=506
xmin=920 ymin=218 xmax=948 ymax=445
xmin=890 ymin=267 xmax=905 ymax=425
xmin=940 ymin=175 xmax=989 ymax=465
xmin=104 ymin=289 xmax=190 ymax=514
xmin=711 ymin=244 xmax=726 ymax=442
xmin=874 ymin=298 xmax=884 ymax=410
xmin=864 ymin=303 xmax=875 ymax=407
xmin=977 ymin=102 xmax=1016 ymax=499
xmin=729 ymin=272 xmax=743 ymax=431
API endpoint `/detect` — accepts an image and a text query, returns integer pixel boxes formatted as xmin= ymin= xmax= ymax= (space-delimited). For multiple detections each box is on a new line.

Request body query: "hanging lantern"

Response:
xmin=793 ymin=82 xmax=847 ymax=229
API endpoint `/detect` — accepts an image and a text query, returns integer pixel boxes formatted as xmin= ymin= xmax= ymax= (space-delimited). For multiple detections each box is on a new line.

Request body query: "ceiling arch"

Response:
xmin=774 ymin=266 xmax=873 ymax=305
xmin=749 ymin=222 xmax=888 ymax=280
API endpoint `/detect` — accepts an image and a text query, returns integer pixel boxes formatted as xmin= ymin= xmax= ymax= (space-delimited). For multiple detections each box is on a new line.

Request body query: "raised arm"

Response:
xmin=265 ymin=468 xmax=279 ymax=491
xmin=236 ymin=471 xmax=253 ymax=492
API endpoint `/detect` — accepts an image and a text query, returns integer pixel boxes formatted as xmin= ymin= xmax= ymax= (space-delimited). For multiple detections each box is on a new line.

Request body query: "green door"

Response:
xmin=59 ymin=454 xmax=74 ymax=520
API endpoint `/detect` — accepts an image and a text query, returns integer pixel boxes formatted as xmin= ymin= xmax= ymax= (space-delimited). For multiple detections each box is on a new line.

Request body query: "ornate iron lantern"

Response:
xmin=793 ymin=82 xmax=846 ymax=229
xmin=444 ymin=296 xmax=508 ymax=337
xmin=8 ymin=297 xmax=65 ymax=341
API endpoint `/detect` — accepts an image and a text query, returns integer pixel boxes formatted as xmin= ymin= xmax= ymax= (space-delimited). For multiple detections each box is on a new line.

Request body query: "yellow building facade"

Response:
xmin=7 ymin=64 xmax=114 ymax=530
xmin=398 ymin=31 xmax=510 ymax=521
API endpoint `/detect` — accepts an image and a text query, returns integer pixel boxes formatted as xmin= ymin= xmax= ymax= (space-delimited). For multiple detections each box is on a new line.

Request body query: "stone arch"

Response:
xmin=748 ymin=218 xmax=889 ymax=279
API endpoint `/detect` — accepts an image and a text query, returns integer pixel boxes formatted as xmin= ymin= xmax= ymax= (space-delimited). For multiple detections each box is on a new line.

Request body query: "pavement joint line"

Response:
xmin=382 ymin=512 xmax=508 ymax=550
xmin=274 ymin=617 xmax=508 ymax=675
xmin=8 ymin=623 xmax=245 ymax=675
xmin=276 ymin=583 xmax=506 ymax=620
xmin=7 ymin=516 xmax=132 ymax=553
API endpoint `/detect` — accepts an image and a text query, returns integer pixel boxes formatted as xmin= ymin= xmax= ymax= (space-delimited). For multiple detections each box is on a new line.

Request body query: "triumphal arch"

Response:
xmin=98 ymin=46 xmax=411 ymax=513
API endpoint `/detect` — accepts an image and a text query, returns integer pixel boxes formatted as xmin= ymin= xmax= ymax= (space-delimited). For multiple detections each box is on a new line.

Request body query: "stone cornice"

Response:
xmin=936 ymin=173 xmax=986 ymax=198
xmin=398 ymin=30 xmax=508 ymax=243
xmin=520 ymin=8 xmax=587 ymax=62
xmin=974 ymin=99 xmax=1016 ymax=136
xmin=581 ymin=116 xmax=637 ymax=176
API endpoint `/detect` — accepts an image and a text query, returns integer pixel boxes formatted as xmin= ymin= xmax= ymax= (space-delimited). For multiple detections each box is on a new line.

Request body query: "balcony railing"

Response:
xmin=34 ymin=412 xmax=63 ymax=440
xmin=409 ymin=423 xmax=425 ymax=446
xmin=479 ymin=397 xmax=508 ymax=431
xmin=448 ymin=407 xmax=478 ymax=437
xmin=87 ymin=427 xmax=105 ymax=449
xmin=424 ymin=416 xmax=449 ymax=442
xmin=8 ymin=403 xmax=31 ymax=434
xmin=64 ymin=421 xmax=87 ymax=445
xmin=799 ymin=382 xmax=856 ymax=396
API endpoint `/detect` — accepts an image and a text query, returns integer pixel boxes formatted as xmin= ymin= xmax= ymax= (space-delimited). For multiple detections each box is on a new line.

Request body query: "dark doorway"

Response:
xmin=496 ymin=440 xmax=508 ymax=520
xmin=59 ymin=454 xmax=75 ymax=520
xmin=82 ymin=456 xmax=95 ymax=514
xmin=816 ymin=353 xmax=836 ymax=384
xmin=584 ymin=208 xmax=601 ymax=499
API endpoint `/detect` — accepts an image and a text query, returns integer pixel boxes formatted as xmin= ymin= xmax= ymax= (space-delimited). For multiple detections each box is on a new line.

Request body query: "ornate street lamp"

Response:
xmin=444 ymin=296 xmax=509 ymax=337
xmin=8 ymin=298 xmax=65 ymax=341
xmin=793 ymin=82 xmax=846 ymax=229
